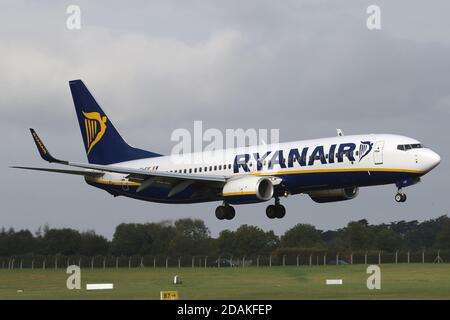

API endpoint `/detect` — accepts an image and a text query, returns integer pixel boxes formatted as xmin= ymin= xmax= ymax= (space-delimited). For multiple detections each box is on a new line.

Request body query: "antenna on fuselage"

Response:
xmin=336 ymin=129 xmax=344 ymax=136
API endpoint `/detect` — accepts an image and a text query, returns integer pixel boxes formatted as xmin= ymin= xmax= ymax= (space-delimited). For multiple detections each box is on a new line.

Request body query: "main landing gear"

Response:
xmin=215 ymin=204 xmax=235 ymax=220
xmin=266 ymin=197 xmax=286 ymax=219
xmin=395 ymin=189 xmax=407 ymax=203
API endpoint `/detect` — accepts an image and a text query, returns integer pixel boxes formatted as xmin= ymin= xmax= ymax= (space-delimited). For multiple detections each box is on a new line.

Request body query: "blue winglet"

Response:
xmin=29 ymin=128 xmax=68 ymax=164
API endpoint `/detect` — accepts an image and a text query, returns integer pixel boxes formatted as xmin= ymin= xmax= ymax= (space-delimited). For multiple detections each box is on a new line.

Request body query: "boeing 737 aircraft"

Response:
xmin=13 ymin=80 xmax=441 ymax=220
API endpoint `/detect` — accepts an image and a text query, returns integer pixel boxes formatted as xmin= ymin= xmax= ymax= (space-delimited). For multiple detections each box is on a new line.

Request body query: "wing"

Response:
xmin=11 ymin=166 xmax=103 ymax=177
xmin=14 ymin=129 xmax=227 ymax=194
xmin=66 ymin=162 xmax=226 ymax=182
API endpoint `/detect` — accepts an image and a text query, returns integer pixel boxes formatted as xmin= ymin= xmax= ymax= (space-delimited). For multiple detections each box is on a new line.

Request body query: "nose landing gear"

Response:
xmin=266 ymin=197 xmax=286 ymax=219
xmin=395 ymin=190 xmax=407 ymax=203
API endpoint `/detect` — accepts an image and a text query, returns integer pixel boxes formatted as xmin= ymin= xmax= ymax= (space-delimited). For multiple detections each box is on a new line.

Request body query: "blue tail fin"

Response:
xmin=69 ymin=80 xmax=161 ymax=165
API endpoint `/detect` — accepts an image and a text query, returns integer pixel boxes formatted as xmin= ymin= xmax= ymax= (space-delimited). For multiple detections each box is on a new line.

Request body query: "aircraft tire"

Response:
xmin=215 ymin=206 xmax=226 ymax=220
xmin=275 ymin=204 xmax=286 ymax=218
xmin=266 ymin=205 xmax=277 ymax=219
xmin=225 ymin=206 xmax=235 ymax=220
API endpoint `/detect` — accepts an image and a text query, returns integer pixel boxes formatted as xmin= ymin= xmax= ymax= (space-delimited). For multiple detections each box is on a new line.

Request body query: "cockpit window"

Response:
xmin=397 ymin=143 xmax=423 ymax=151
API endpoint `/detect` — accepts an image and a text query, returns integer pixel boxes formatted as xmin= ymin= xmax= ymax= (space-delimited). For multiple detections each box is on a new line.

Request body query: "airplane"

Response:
xmin=12 ymin=80 xmax=441 ymax=220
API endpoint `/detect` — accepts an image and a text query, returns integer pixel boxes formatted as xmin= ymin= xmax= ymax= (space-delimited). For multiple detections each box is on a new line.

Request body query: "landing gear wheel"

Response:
xmin=266 ymin=205 xmax=277 ymax=219
xmin=266 ymin=204 xmax=286 ymax=219
xmin=395 ymin=193 xmax=407 ymax=203
xmin=225 ymin=206 xmax=235 ymax=220
xmin=215 ymin=206 xmax=226 ymax=220
xmin=275 ymin=205 xmax=286 ymax=219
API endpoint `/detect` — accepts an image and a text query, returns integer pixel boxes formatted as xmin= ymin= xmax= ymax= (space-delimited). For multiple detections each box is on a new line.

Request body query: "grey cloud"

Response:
xmin=0 ymin=1 xmax=449 ymax=238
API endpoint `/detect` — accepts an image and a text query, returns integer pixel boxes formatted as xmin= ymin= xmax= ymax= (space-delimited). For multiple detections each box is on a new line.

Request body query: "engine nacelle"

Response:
xmin=223 ymin=176 xmax=274 ymax=204
xmin=308 ymin=187 xmax=359 ymax=203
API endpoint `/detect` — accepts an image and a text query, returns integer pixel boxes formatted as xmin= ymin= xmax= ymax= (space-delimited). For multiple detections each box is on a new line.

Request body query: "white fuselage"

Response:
xmin=86 ymin=134 xmax=440 ymax=204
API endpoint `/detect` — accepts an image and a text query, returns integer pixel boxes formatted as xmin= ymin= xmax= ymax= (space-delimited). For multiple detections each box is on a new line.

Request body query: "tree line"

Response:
xmin=1 ymin=215 xmax=449 ymax=257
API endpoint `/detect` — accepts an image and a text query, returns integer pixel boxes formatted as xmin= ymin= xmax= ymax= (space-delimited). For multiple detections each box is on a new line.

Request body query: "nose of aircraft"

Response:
xmin=423 ymin=149 xmax=441 ymax=172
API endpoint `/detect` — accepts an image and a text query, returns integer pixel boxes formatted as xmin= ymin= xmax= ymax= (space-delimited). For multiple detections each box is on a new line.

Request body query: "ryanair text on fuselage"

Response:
xmin=233 ymin=142 xmax=373 ymax=173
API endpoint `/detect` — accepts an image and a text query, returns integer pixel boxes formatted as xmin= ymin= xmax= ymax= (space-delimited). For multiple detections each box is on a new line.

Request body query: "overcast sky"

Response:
xmin=1 ymin=0 xmax=449 ymax=239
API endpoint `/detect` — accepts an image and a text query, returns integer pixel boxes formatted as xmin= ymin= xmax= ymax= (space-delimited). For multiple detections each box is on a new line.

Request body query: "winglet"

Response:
xmin=29 ymin=129 xmax=68 ymax=164
xmin=336 ymin=129 xmax=344 ymax=137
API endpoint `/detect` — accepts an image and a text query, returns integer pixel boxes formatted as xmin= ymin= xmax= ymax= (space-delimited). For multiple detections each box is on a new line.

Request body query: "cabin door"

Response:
xmin=373 ymin=141 xmax=384 ymax=165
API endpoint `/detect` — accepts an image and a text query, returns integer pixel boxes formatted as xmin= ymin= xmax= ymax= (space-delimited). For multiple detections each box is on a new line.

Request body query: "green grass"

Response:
xmin=0 ymin=264 xmax=449 ymax=299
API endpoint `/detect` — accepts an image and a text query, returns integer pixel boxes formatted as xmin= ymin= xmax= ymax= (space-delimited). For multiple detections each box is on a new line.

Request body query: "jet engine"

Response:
xmin=223 ymin=176 xmax=274 ymax=204
xmin=308 ymin=187 xmax=359 ymax=203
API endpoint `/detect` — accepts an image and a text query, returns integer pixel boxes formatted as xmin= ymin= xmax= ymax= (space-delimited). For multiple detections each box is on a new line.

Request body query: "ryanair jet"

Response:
xmin=13 ymin=80 xmax=441 ymax=220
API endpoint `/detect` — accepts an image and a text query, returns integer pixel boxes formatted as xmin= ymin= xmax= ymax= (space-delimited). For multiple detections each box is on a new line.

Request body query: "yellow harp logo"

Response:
xmin=83 ymin=111 xmax=107 ymax=155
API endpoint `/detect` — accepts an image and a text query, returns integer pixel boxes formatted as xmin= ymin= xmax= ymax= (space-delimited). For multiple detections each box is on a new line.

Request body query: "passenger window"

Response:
xmin=214 ymin=165 xmax=217 ymax=171
xmin=199 ymin=167 xmax=202 ymax=172
xmin=209 ymin=166 xmax=212 ymax=171
xmin=228 ymin=164 xmax=232 ymax=169
xmin=219 ymin=165 xmax=222 ymax=170
xmin=194 ymin=168 xmax=197 ymax=173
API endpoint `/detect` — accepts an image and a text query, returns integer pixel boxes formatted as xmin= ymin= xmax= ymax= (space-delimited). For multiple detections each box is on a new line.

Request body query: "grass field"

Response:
xmin=0 ymin=264 xmax=449 ymax=299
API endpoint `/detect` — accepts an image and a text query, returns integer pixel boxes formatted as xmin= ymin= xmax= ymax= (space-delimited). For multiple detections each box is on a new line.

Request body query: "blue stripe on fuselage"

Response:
xmin=278 ymin=170 xmax=420 ymax=194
